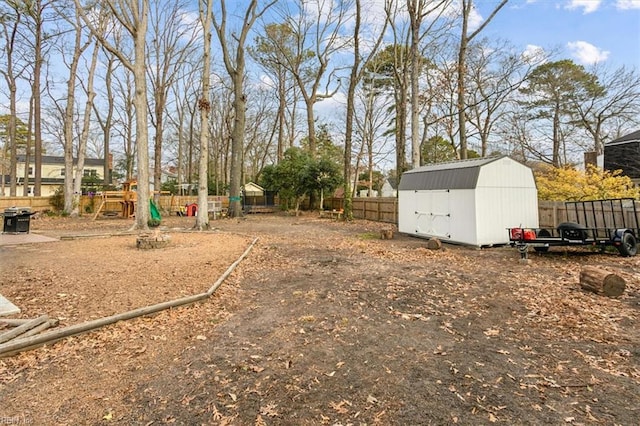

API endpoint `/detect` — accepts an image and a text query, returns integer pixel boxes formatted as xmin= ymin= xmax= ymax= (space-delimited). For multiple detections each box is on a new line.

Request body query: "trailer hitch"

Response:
xmin=516 ymin=243 xmax=529 ymax=261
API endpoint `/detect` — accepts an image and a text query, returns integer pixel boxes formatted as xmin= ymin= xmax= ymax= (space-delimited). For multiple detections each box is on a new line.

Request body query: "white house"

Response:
xmin=398 ymin=156 xmax=539 ymax=246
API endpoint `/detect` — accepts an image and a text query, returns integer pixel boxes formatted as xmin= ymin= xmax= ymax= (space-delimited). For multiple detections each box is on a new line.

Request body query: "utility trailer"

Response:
xmin=509 ymin=198 xmax=640 ymax=259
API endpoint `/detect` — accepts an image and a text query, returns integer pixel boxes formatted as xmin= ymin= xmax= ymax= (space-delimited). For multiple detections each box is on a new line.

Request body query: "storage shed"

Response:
xmin=398 ymin=156 xmax=538 ymax=246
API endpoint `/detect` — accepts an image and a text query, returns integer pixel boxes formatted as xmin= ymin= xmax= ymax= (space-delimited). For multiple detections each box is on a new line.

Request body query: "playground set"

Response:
xmin=91 ymin=180 xmax=162 ymax=222
xmin=90 ymin=180 xmax=225 ymax=221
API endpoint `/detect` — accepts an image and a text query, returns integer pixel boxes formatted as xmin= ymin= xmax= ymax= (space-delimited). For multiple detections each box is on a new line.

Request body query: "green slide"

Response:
xmin=149 ymin=199 xmax=162 ymax=223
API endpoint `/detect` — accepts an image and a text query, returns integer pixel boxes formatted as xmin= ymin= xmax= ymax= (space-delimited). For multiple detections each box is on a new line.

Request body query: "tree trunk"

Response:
xmin=64 ymin=5 xmax=91 ymax=214
xmin=457 ymin=0 xmax=470 ymax=160
xmin=1 ymin=8 xmax=19 ymax=197
xmin=343 ymin=0 xmax=362 ymax=221
xmin=32 ymin=0 xmax=44 ymax=196
xmin=409 ymin=0 xmax=422 ymax=168
xmin=580 ymin=266 xmax=626 ymax=297
xmin=195 ymin=0 xmax=213 ymax=230
xmin=72 ymin=38 xmax=100 ymax=217
xmin=133 ymin=3 xmax=150 ymax=230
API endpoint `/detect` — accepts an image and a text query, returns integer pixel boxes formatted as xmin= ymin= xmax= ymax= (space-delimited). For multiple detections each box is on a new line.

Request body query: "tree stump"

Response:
xmin=136 ymin=233 xmax=171 ymax=250
xmin=426 ymin=238 xmax=442 ymax=250
xmin=380 ymin=229 xmax=394 ymax=240
xmin=580 ymin=266 xmax=626 ymax=297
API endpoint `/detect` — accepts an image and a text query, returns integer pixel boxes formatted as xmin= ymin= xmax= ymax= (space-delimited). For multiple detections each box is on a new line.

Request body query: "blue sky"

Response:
xmin=477 ymin=0 xmax=640 ymax=69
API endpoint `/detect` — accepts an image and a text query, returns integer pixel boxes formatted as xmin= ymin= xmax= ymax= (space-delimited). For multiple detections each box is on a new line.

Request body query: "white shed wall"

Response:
xmin=473 ymin=158 xmax=539 ymax=245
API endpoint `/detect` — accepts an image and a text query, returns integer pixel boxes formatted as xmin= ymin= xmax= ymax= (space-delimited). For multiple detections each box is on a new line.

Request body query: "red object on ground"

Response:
xmin=186 ymin=203 xmax=198 ymax=216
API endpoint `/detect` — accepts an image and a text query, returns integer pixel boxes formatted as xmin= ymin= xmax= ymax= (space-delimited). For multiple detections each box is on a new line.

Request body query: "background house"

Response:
xmin=604 ymin=130 xmax=640 ymax=185
xmin=1 ymin=155 xmax=106 ymax=197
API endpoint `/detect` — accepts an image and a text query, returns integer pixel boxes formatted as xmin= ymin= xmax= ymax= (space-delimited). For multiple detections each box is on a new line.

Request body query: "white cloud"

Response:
xmin=522 ymin=44 xmax=547 ymax=64
xmin=565 ymin=0 xmax=602 ymax=13
xmin=567 ymin=40 xmax=610 ymax=64
xmin=257 ymin=74 xmax=275 ymax=91
xmin=616 ymin=0 xmax=640 ymax=9
xmin=467 ymin=5 xmax=484 ymax=31
xmin=314 ymin=92 xmax=346 ymax=120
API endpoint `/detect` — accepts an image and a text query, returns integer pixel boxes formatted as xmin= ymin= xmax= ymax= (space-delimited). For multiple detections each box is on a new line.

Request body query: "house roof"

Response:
xmin=17 ymin=155 xmax=105 ymax=167
xmin=606 ymin=130 xmax=640 ymax=146
xmin=386 ymin=177 xmax=399 ymax=189
xmin=243 ymin=182 xmax=264 ymax=196
xmin=398 ymin=155 xmax=508 ymax=191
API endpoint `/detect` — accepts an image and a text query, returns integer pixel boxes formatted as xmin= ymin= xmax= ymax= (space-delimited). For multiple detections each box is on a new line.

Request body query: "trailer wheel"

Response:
xmin=533 ymin=229 xmax=551 ymax=252
xmin=618 ymin=232 xmax=637 ymax=257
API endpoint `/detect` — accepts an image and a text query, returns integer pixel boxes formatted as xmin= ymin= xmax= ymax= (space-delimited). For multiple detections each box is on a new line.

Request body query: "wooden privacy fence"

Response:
xmin=0 ymin=195 xmax=229 ymax=216
xmin=2 ymin=195 xmax=637 ymax=230
xmin=0 ymin=197 xmax=52 ymax=211
xmin=326 ymin=198 xmax=640 ymax=229
xmin=324 ymin=197 xmax=398 ymax=224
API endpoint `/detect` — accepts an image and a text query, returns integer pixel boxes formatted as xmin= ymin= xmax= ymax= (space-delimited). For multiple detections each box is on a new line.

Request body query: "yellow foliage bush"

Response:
xmin=535 ymin=164 xmax=639 ymax=201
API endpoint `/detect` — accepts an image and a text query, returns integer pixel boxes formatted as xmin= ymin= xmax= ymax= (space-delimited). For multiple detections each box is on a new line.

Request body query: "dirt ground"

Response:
xmin=0 ymin=212 xmax=639 ymax=425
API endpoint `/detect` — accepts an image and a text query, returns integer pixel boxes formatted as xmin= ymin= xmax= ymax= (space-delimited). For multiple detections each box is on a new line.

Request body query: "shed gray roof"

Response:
xmin=398 ymin=155 xmax=506 ymax=191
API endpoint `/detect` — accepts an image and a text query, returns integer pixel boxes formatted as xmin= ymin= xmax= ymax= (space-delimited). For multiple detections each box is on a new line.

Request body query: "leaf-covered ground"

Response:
xmin=1 ymin=213 xmax=638 ymax=425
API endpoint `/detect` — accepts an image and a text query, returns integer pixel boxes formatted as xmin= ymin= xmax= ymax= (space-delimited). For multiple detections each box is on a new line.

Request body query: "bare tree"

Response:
xmin=75 ymin=0 xmax=151 ymax=230
xmin=0 ymin=1 xmax=26 ymax=197
xmin=56 ymin=0 xmax=94 ymax=214
xmin=342 ymin=0 xmax=387 ymax=219
xmin=166 ymin=61 xmax=200 ymax=195
xmin=354 ymin=78 xmax=394 ymax=197
xmin=251 ymin=23 xmax=299 ymax=162
xmin=212 ymin=0 xmax=276 ymax=218
xmin=24 ymin=0 xmax=57 ymax=195
xmin=194 ymin=0 xmax=213 ymax=229
xmin=407 ymin=0 xmax=449 ymax=168
xmin=91 ymin=47 xmax=118 ymax=187
xmin=243 ymin=86 xmax=279 ymax=182
xmin=575 ymin=64 xmax=640 ymax=155
xmin=275 ymin=0 xmax=351 ymax=156
xmin=147 ymin=0 xmax=198 ymax=204
xmin=456 ymin=0 xmax=508 ymax=159
xmin=71 ymin=35 xmax=102 ymax=216
xmin=381 ymin=1 xmax=412 ymax=182
xmin=465 ymin=38 xmax=542 ymax=157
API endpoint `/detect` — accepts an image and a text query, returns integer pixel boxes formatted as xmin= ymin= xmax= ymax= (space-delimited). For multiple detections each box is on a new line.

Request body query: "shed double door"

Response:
xmin=415 ymin=190 xmax=451 ymax=239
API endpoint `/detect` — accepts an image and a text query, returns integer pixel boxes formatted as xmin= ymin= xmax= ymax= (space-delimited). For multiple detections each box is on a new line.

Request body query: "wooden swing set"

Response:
xmin=92 ymin=180 xmax=137 ymax=220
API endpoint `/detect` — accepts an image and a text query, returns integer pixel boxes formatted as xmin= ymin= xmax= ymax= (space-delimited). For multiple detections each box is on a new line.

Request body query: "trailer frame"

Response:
xmin=508 ymin=198 xmax=640 ymax=259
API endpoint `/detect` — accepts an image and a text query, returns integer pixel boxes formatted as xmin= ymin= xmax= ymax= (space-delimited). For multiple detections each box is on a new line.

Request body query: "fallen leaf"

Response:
xmin=260 ymin=403 xmax=279 ymax=417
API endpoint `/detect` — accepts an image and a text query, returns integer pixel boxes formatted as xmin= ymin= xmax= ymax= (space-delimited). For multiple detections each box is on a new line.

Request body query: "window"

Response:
xmin=60 ymin=168 xmax=65 ymax=176
xmin=83 ymin=169 xmax=97 ymax=177
xmin=28 ymin=167 xmax=33 ymax=175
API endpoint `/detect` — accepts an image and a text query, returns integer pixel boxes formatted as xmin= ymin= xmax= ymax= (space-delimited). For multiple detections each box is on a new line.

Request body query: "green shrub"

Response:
xmin=49 ymin=186 xmax=64 ymax=211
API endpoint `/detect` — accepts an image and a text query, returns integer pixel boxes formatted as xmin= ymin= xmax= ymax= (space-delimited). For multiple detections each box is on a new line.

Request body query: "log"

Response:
xmin=0 ymin=318 xmax=32 ymax=326
xmin=426 ymin=238 xmax=442 ymax=250
xmin=380 ymin=229 xmax=394 ymax=240
xmin=18 ymin=319 xmax=57 ymax=339
xmin=0 ymin=315 xmax=49 ymax=344
xmin=580 ymin=266 xmax=626 ymax=297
